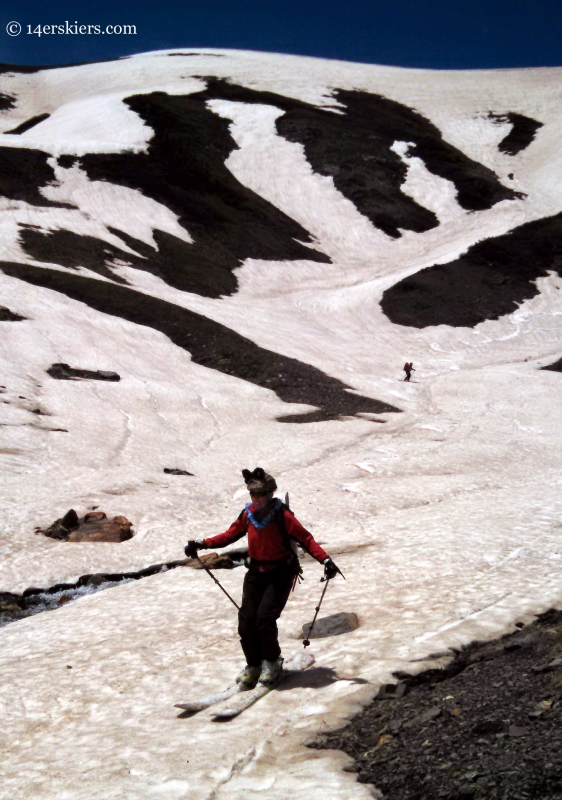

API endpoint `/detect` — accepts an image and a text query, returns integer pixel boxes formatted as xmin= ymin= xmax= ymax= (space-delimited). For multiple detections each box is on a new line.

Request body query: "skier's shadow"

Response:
xmin=276 ymin=666 xmax=369 ymax=691
xmin=177 ymin=708 xmax=198 ymax=719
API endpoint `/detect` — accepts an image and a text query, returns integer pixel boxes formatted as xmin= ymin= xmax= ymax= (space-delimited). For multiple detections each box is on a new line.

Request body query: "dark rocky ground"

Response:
xmin=380 ymin=211 xmax=562 ymax=329
xmin=313 ymin=608 xmax=562 ymax=800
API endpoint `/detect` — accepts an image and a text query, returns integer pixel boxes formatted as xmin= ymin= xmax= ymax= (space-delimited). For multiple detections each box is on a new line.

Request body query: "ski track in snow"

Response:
xmin=0 ymin=49 xmax=562 ymax=800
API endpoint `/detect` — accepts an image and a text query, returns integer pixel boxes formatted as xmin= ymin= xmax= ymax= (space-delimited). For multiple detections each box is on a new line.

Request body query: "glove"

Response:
xmin=323 ymin=558 xmax=344 ymax=580
xmin=185 ymin=540 xmax=203 ymax=559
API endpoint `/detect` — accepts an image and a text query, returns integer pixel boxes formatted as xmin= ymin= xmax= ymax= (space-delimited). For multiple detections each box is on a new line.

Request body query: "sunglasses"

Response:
xmin=249 ymin=491 xmax=268 ymax=498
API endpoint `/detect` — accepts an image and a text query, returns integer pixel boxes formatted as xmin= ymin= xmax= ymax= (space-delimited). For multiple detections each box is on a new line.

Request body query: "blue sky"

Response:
xmin=1 ymin=0 xmax=561 ymax=70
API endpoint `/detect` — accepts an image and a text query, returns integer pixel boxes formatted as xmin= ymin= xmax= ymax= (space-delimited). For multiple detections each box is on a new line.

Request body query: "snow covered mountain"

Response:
xmin=1 ymin=50 xmax=561 ymax=800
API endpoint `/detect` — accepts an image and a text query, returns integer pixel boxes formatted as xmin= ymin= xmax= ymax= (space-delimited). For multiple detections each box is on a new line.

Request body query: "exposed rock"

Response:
xmin=5 ymin=112 xmax=51 ymax=135
xmin=0 ymin=94 xmax=15 ymax=111
xmin=46 ymin=362 xmax=120 ymax=381
xmin=533 ymin=656 xmax=562 ymax=672
xmin=504 ymin=634 xmax=537 ymax=652
xmin=0 ymin=146 xmax=73 ymax=209
xmin=69 ymin=514 xmax=133 ymax=543
xmin=376 ymin=682 xmax=408 ymax=700
xmin=185 ymin=552 xmax=236 ymax=570
xmin=83 ymin=511 xmax=106 ymax=522
xmin=508 ymin=724 xmax=529 ymax=737
xmin=163 ymin=468 xmax=194 ymax=475
xmin=0 ymin=593 xmax=25 ymax=614
xmin=39 ymin=509 xmax=133 ymax=542
xmin=472 ymin=719 xmax=505 ymax=735
xmin=302 ymin=611 xmax=359 ymax=640
xmin=41 ymin=508 xmax=80 ymax=540
xmin=0 ymin=305 xmax=26 ymax=321
xmin=489 ymin=111 xmax=544 ymax=156
xmin=541 ymin=357 xmax=562 ymax=372
xmin=403 ymin=705 xmax=442 ymax=729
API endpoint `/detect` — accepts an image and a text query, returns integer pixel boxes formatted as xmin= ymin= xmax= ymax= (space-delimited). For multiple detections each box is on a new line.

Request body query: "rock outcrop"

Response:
xmin=163 ymin=468 xmax=194 ymax=475
xmin=46 ymin=363 xmax=120 ymax=381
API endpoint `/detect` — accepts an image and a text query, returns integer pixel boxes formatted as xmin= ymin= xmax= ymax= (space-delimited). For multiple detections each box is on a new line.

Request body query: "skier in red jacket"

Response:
xmin=185 ymin=468 xmax=342 ymax=687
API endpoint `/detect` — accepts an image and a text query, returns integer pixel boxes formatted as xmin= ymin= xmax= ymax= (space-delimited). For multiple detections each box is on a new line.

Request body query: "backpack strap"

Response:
xmin=275 ymin=503 xmax=303 ymax=578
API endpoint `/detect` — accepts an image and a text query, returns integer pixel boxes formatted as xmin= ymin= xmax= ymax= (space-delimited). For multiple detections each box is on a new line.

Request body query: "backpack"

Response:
xmin=276 ymin=502 xmax=302 ymax=563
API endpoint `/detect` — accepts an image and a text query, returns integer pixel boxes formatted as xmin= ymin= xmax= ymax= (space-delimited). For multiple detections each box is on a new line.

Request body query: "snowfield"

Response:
xmin=0 ymin=49 xmax=561 ymax=799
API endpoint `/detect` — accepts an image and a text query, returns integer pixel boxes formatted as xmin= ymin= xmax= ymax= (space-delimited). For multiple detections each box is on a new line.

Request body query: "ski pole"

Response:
xmin=303 ymin=576 xmax=330 ymax=647
xmin=194 ymin=555 xmax=240 ymax=610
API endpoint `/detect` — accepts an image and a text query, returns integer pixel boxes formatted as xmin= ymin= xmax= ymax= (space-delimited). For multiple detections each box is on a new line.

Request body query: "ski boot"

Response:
xmin=259 ymin=658 xmax=283 ymax=686
xmin=236 ymin=664 xmax=261 ymax=689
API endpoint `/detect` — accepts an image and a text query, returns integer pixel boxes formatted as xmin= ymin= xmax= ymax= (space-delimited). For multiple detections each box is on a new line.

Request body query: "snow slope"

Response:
xmin=0 ymin=49 xmax=561 ymax=799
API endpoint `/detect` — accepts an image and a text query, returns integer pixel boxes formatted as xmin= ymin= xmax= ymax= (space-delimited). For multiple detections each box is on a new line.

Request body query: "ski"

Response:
xmin=209 ymin=651 xmax=315 ymax=720
xmin=173 ymin=652 xmax=313 ymax=714
xmin=174 ymin=683 xmax=242 ymax=714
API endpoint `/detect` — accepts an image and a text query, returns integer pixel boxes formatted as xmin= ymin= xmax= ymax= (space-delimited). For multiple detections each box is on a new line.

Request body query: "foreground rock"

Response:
xmin=314 ymin=608 xmax=562 ymax=800
xmin=39 ymin=509 xmax=134 ymax=542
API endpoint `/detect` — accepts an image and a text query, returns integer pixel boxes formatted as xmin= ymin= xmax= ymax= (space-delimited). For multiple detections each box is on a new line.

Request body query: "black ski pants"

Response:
xmin=238 ymin=564 xmax=295 ymax=666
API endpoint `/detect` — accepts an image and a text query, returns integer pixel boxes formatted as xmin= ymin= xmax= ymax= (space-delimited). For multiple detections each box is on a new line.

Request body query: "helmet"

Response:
xmin=242 ymin=467 xmax=277 ymax=494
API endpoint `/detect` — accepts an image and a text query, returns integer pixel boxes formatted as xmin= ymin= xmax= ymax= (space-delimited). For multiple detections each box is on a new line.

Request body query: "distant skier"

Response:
xmin=403 ymin=362 xmax=415 ymax=381
xmin=185 ymin=468 xmax=342 ymax=688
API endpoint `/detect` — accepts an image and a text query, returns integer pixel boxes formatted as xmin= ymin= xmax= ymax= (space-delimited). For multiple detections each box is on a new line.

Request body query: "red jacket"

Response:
xmin=203 ymin=504 xmax=328 ymax=565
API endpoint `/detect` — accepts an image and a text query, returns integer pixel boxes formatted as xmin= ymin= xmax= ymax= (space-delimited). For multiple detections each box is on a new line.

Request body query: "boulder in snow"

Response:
xmin=302 ymin=611 xmax=359 ymax=640
xmin=39 ymin=510 xmax=134 ymax=542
